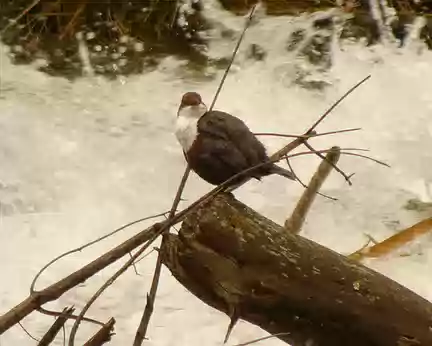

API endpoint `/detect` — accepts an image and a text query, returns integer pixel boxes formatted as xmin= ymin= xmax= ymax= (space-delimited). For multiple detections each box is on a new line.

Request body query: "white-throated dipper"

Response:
xmin=175 ymin=92 xmax=295 ymax=186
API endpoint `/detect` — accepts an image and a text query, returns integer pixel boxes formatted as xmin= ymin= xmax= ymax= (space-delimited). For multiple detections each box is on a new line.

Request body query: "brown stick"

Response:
xmin=350 ymin=217 xmax=432 ymax=260
xmin=133 ymin=167 xmax=191 ymax=346
xmin=285 ymin=146 xmax=340 ymax=233
xmin=59 ymin=1 xmax=87 ymax=40
xmin=83 ymin=318 xmax=115 ymax=346
xmin=38 ymin=307 xmax=74 ymax=346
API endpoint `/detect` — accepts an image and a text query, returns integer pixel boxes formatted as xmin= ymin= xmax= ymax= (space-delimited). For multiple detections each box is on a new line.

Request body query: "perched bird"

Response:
xmin=175 ymin=92 xmax=296 ymax=186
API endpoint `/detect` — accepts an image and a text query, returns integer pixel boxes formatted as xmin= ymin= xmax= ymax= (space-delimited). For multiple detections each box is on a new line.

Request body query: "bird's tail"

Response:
xmin=269 ymin=164 xmax=296 ymax=181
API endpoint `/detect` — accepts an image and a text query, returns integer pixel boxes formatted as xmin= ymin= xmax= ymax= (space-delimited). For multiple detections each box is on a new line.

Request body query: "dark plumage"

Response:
xmin=175 ymin=92 xmax=295 ymax=186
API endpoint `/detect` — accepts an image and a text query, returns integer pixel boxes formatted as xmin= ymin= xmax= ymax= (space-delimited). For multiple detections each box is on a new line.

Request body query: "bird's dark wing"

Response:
xmin=188 ymin=136 xmax=252 ymax=185
xmin=197 ymin=110 xmax=268 ymax=166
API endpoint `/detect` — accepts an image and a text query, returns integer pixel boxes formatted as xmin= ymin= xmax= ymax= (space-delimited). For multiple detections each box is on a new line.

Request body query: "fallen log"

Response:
xmin=161 ymin=193 xmax=432 ymax=346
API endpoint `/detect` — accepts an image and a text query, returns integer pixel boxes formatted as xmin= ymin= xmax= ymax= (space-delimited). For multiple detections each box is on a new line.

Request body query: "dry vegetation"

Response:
xmin=1 ymin=0 xmax=432 ymax=79
xmin=0 ymin=0 xmax=208 ymax=78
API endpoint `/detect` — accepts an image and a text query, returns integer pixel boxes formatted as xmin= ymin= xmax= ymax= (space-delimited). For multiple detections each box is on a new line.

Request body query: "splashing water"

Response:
xmin=1 ymin=3 xmax=432 ymax=345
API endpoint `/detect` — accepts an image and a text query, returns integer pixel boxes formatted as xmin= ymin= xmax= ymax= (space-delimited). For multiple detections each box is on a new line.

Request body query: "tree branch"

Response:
xmin=161 ymin=193 xmax=432 ymax=346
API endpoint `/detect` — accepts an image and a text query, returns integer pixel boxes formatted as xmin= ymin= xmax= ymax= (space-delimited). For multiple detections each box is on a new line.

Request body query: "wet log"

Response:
xmin=160 ymin=193 xmax=432 ymax=346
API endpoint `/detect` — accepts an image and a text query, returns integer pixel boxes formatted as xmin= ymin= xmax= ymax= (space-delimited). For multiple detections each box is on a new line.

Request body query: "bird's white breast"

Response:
xmin=175 ymin=104 xmax=207 ymax=151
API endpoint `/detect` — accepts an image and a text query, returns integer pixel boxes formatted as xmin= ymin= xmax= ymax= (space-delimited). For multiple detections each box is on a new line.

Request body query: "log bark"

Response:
xmin=160 ymin=193 xmax=432 ymax=346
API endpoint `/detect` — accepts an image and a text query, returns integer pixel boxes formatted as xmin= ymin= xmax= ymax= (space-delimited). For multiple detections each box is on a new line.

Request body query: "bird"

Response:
xmin=175 ymin=91 xmax=296 ymax=186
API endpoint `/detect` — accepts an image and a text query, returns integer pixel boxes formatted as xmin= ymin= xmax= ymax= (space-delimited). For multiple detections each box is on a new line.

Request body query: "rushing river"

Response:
xmin=1 ymin=1 xmax=432 ymax=345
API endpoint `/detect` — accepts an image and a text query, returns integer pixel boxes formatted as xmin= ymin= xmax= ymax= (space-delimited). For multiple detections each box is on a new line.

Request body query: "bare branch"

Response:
xmin=340 ymin=152 xmax=390 ymax=167
xmin=36 ymin=306 xmax=104 ymax=327
xmin=134 ymin=248 xmax=156 ymax=265
xmin=306 ymin=75 xmax=371 ymax=134
xmin=18 ymin=321 xmax=39 ymax=342
xmin=68 ymin=239 xmax=158 ymax=345
xmin=254 ymin=127 xmax=362 ymax=138
xmin=38 ymin=307 xmax=74 ymax=346
xmin=209 ymin=5 xmax=257 ymax=111
xmin=302 ymin=141 xmax=353 ymax=185
xmin=59 ymin=2 xmax=87 ymax=40
xmin=30 ymin=211 xmax=169 ymax=294
xmin=129 ymin=252 xmax=140 ymax=275
xmin=82 ymin=318 xmax=115 ymax=346
xmin=133 ymin=167 xmax=191 ymax=346
xmin=285 ymin=157 xmax=337 ymax=201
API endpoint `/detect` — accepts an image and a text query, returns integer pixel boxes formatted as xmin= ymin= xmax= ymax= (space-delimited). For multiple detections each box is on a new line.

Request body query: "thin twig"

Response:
xmin=38 ymin=307 xmax=74 ymax=346
xmin=315 ymin=128 xmax=362 ymax=137
xmin=62 ymin=323 xmax=66 ymax=346
xmin=133 ymin=167 xmax=191 ymax=346
xmin=68 ymin=238 xmax=156 ymax=346
xmin=283 ymin=148 xmax=373 ymax=161
xmin=285 ymin=157 xmax=337 ymax=201
xmin=134 ymin=248 xmax=156 ymax=265
xmin=254 ymin=127 xmax=362 ymax=138
xmin=302 ymin=140 xmax=353 ymax=185
xmin=341 ymin=152 xmax=390 ymax=167
xmin=36 ymin=307 xmax=104 ymax=327
xmin=19 ymin=321 xmax=39 ymax=342
xmin=209 ymin=5 xmax=257 ymax=111
xmin=31 ymin=211 xmax=170 ymax=294
xmin=59 ymin=1 xmax=87 ymax=40
xmin=129 ymin=252 xmax=140 ymax=275
xmin=306 ymin=75 xmax=371 ymax=134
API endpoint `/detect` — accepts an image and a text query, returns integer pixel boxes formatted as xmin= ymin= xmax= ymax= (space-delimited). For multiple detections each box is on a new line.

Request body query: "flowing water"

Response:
xmin=1 ymin=1 xmax=432 ymax=345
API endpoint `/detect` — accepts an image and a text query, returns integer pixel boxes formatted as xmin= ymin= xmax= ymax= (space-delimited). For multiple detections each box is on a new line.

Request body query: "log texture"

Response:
xmin=161 ymin=193 xmax=432 ymax=346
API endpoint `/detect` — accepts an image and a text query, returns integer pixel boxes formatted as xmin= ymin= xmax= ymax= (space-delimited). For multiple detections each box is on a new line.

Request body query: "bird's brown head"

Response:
xmin=177 ymin=92 xmax=207 ymax=118
xmin=180 ymin=92 xmax=203 ymax=109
